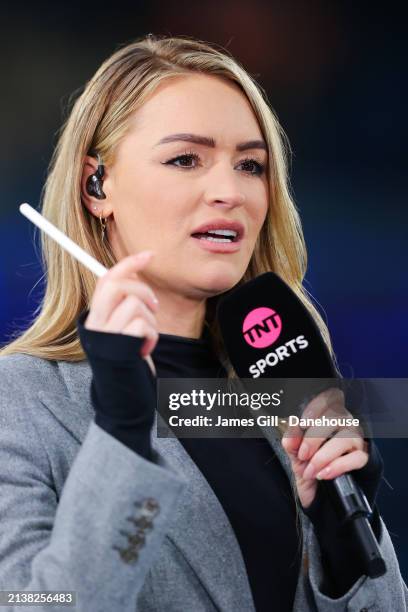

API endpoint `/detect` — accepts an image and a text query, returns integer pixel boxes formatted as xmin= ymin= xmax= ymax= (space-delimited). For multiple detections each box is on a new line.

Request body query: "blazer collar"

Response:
xmin=38 ymin=360 xmax=301 ymax=612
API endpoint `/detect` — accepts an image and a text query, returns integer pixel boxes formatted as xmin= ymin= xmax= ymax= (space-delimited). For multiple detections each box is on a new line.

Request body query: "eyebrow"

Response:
xmin=155 ymin=133 xmax=267 ymax=152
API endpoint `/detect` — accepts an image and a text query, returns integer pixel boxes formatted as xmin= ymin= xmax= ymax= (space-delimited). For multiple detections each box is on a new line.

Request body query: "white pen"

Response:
xmin=19 ymin=203 xmax=108 ymax=278
xmin=19 ymin=203 xmax=156 ymax=375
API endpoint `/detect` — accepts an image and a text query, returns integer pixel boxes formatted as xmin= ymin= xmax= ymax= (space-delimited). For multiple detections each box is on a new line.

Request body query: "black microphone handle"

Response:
xmin=321 ymin=474 xmax=386 ymax=578
xmin=350 ymin=514 xmax=387 ymax=578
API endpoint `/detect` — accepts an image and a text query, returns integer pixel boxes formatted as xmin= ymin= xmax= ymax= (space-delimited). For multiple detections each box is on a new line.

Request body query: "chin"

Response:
xmin=195 ymin=266 xmax=243 ymax=296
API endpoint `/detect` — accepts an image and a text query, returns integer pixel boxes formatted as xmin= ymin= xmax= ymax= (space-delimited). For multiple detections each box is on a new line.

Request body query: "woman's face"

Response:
xmin=98 ymin=74 xmax=269 ymax=299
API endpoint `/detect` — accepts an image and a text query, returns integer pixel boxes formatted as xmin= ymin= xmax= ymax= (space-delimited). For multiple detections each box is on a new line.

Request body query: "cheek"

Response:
xmin=250 ymin=188 xmax=269 ymax=231
xmin=117 ymin=197 xmax=188 ymax=245
xmin=113 ymin=172 xmax=173 ymax=227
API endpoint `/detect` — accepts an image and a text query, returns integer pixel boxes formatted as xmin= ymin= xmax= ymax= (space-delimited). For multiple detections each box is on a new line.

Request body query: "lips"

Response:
xmin=191 ymin=219 xmax=245 ymax=241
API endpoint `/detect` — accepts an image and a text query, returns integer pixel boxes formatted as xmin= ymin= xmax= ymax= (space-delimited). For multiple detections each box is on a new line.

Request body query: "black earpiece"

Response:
xmin=86 ymin=153 xmax=106 ymax=200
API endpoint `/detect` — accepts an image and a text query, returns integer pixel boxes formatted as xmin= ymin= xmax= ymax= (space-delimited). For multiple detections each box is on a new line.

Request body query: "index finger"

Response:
xmin=106 ymin=251 xmax=154 ymax=280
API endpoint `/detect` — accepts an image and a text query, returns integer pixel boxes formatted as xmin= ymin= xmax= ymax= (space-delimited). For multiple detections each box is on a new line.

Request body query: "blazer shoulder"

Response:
xmin=0 ymin=353 xmax=65 ymax=407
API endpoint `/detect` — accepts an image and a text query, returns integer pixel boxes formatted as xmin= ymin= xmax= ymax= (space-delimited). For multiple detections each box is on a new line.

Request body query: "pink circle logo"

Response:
xmin=242 ymin=307 xmax=282 ymax=348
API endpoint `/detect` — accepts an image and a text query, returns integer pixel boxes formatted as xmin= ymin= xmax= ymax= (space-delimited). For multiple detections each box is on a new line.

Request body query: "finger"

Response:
xmin=313 ymin=449 xmax=369 ymax=480
xmin=297 ymin=417 xmax=339 ymax=462
xmin=289 ymin=455 xmax=310 ymax=481
xmin=302 ymin=431 xmax=365 ymax=480
xmin=301 ymin=387 xmax=347 ymax=420
xmin=122 ymin=319 xmax=159 ymax=357
xmin=106 ymin=251 xmax=154 ymax=280
xmin=298 ymin=408 xmax=364 ymax=462
xmin=88 ymin=279 xmax=159 ymax=328
xmin=281 ymin=434 xmax=308 ymax=476
xmin=281 ymin=421 xmax=304 ymax=456
xmin=298 ymin=390 xmax=355 ymax=461
xmin=104 ymin=295 xmax=157 ymax=332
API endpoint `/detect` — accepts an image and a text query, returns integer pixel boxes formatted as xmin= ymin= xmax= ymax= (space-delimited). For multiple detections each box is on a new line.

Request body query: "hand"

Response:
xmin=281 ymin=387 xmax=369 ymax=509
xmin=85 ymin=251 xmax=159 ymax=376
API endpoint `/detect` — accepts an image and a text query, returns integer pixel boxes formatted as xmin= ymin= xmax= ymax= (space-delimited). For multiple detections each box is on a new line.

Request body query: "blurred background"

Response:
xmin=1 ymin=0 xmax=406 ymax=577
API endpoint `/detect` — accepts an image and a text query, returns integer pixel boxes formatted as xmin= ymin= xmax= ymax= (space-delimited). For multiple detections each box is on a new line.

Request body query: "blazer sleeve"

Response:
xmin=0 ymin=359 xmax=185 ymax=612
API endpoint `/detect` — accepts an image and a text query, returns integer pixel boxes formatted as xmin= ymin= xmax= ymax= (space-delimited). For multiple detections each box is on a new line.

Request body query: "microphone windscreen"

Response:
xmin=216 ymin=272 xmax=336 ymax=378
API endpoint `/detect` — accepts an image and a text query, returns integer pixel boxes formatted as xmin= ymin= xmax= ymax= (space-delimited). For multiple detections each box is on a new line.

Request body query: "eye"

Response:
xmin=237 ymin=157 xmax=265 ymax=176
xmin=163 ymin=151 xmax=200 ymax=169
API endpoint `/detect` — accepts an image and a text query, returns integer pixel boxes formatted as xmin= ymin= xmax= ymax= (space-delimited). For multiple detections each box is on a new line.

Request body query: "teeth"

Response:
xmin=207 ymin=229 xmax=238 ymax=237
xmin=200 ymin=236 xmax=231 ymax=243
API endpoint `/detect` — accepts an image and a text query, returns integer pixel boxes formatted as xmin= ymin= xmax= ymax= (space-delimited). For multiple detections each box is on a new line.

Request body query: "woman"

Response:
xmin=0 ymin=35 xmax=406 ymax=611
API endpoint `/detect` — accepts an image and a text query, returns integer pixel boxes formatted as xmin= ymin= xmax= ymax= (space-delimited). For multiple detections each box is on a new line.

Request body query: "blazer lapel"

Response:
xmin=37 ymin=361 xmax=95 ymax=444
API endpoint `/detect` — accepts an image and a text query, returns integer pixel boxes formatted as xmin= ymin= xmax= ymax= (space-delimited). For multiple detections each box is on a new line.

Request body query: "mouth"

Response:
xmin=190 ymin=221 xmax=244 ymax=254
xmin=190 ymin=220 xmax=245 ymax=244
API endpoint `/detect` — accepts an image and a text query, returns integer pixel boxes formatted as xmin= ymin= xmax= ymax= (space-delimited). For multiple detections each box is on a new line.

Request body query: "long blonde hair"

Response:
xmin=0 ymin=34 xmax=336 ymax=374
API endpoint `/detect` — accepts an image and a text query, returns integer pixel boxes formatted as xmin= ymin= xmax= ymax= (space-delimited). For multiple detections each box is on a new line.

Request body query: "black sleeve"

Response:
xmin=77 ymin=310 xmax=157 ymax=461
xmin=301 ymin=438 xmax=384 ymax=598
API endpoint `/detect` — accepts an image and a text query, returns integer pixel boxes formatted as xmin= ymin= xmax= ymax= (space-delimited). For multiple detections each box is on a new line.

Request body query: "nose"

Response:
xmin=203 ymin=166 xmax=246 ymax=210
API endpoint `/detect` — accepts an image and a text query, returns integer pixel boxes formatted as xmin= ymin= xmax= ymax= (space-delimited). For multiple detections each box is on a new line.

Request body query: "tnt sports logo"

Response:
xmin=242 ymin=307 xmax=282 ymax=349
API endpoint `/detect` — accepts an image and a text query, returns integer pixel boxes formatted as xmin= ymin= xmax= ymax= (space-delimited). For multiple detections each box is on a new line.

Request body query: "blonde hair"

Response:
xmin=0 ymin=34 xmax=336 ymax=375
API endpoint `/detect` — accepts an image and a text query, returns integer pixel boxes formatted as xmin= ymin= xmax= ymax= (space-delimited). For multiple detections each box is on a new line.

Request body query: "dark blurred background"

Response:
xmin=1 ymin=0 xmax=406 ymax=578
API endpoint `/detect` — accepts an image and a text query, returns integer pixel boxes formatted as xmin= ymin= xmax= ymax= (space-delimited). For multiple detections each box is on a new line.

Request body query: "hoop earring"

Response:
xmin=99 ymin=213 xmax=107 ymax=241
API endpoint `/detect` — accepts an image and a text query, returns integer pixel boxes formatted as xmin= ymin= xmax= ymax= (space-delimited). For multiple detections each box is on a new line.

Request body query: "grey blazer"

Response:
xmin=0 ymin=353 xmax=406 ymax=612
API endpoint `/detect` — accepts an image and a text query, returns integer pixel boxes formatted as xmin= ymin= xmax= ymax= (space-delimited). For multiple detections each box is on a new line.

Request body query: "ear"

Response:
xmin=81 ymin=155 xmax=113 ymax=218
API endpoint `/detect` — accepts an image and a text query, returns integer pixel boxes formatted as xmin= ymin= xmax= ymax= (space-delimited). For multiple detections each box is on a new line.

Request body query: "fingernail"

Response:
xmin=316 ymin=467 xmax=330 ymax=480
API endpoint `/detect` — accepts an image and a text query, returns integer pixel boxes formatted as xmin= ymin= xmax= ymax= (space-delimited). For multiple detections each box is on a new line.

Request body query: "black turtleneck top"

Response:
xmin=77 ymin=311 xmax=383 ymax=611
